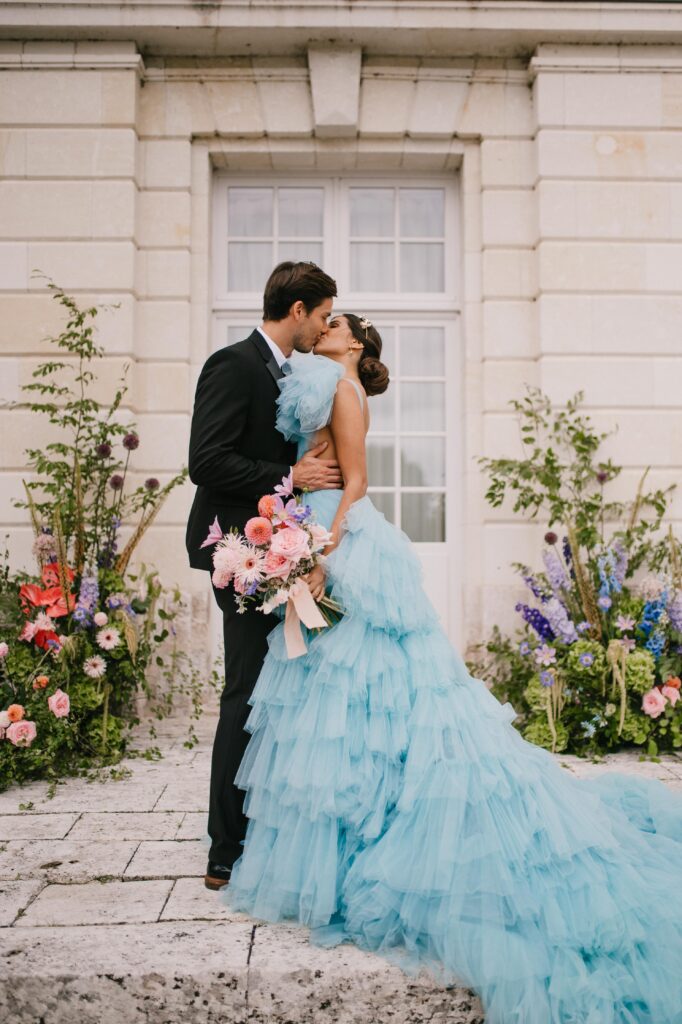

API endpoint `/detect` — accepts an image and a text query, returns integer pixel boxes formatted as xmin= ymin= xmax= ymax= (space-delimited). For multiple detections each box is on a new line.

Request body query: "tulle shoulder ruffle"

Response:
xmin=276 ymin=353 xmax=345 ymax=446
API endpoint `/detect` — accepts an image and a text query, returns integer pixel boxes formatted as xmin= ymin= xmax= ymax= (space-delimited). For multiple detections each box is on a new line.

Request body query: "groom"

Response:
xmin=186 ymin=261 xmax=341 ymax=891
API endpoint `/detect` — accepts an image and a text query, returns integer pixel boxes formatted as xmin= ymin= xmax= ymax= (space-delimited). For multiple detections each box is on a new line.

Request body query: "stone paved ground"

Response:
xmin=0 ymin=712 xmax=681 ymax=1024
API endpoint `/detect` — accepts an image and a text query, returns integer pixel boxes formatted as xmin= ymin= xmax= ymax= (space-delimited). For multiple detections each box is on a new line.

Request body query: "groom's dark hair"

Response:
xmin=263 ymin=261 xmax=337 ymax=321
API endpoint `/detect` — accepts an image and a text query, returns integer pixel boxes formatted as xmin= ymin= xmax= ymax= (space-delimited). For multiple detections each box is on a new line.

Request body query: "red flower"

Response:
xmin=34 ymin=629 xmax=61 ymax=652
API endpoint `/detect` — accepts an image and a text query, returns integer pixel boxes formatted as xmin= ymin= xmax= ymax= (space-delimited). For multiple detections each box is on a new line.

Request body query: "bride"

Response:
xmin=223 ymin=312 xmax=682 ymax=1023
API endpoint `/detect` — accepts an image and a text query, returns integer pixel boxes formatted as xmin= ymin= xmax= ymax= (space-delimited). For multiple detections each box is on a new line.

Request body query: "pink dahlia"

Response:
xmin=244 ymin=517 xmax=273 ymax=546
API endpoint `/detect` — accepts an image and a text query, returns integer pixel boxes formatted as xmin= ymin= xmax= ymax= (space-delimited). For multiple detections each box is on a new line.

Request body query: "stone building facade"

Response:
xmin=1 ymin=3 xmax=681 ymax=656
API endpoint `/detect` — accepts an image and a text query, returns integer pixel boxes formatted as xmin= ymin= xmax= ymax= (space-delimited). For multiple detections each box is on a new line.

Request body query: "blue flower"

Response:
xmin=519 ymin=641 xmax=531 ymax=656
xmin=515 ymin=603 xmax=555 ymax=642
xmin=597 ymin=595 xmax=612 ymax=611
xmin=579 ymin=652 xmax=594 ymax=667
xmin=581 ymin=720 xmax=596 ymax=738
xmin=539 ymin=670 xmax=554 ymax=687
xmin=576 ymin=621 xmax=591 ymax=634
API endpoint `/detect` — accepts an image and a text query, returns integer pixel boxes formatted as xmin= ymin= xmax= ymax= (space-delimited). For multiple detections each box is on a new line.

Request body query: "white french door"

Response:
xmin=211 ymin=175 xmax=462 ymax=640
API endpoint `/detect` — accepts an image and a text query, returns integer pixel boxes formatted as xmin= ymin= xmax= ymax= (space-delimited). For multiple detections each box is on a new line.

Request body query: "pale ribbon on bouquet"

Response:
xmin=283 ymin=577 xmax=327 ymax=658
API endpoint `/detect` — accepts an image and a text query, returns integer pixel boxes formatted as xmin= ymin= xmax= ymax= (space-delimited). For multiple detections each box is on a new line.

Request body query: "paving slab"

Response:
xmin=154 ymin=781 xmax=212 ymax=811
xmin=0 ymin=813 xmax=79 ymax=841
xmin=0 ymin=839 xmax=138 ymax=883
xmin=161 ymin=876 xmax=250 ymax=923
xmin=0 ymin=880 xmax=44 ymax=926
xmin=14 ymin=879 xmax=173 ymax=928
xmin=176 ymin=812 xmax=210 ymax=839
xmin=124 ymin=839 xmax=205 ymax=879
xmin=67 ymin=811 xmax=184 ymax=841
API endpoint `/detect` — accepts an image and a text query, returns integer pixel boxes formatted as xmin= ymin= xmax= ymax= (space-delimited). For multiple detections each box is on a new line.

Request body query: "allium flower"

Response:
xmin=145 ymin=477 xmax=160 ymax=491
xmin=6 ymin=720 xmax=37 ymax=747
xmin=93 ymin=612 xmax=108 ymax=627
xmin=661 ymin=685 xmax=680 ymax=707
xmin=123 ymin=432 xmax=139 ymax=451
xmin=642 ymin=688 xmax=667 ymax=719
xmin=83 ymin=655 xmax=106 ymax=679
xmin=534 ymin=644 xmax=557 ymax=667
xmin=596 ymin=470 xmax=609 ymax=484
xmin=579 ymin=652 xmax=594 ymax=667
xmin=597 ymin=595 xmax=612 ymax=611
xmin=0 ymin=642 xmax=8 ymax=658
xmin=109 ymin=474 xmax=124 ymax=491
xmin=47 ymin=689 xmax=70 ymax=718
xmin=519 ymin=641 xmax=531 ymax=656
xmin=544 ymin=531 xmax=558 ymax=545
xmin=96 ymin=627 xmax=121 ymax=651
xmin=96 ymin=442 xmax=112 ymax=458
xmin=616 ymin=615 xmax=635 ymax=633
xmin=539 ymin=670 xmax=554 ymax=687
xmin=32 ymin=533 xmax=57 ymax=560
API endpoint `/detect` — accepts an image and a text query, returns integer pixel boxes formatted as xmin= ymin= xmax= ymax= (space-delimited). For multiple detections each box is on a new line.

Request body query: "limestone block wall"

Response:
xmin=1 ymin=38 xmax=681 ymax=653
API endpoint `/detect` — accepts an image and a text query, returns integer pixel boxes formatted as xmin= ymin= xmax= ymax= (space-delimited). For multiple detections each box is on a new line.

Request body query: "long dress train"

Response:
xmin=224 ymin=353 xmax=682 ymax=1024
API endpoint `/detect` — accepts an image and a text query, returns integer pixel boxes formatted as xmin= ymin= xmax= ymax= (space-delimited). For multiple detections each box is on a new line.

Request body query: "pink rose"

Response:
xmin=6 ymin=720 xmax=37 ymax=747
xmin=0 ymin=642 xmax=8 ymax=658
xmin=262 ymin=549 xmax=293 ymax=579
xmin=270 ymin=526 xmax=311 ymax=565
xmin=642 ymin=688 xmax=667 ymax=719
xmin=244 ymin=516 xmax=273 ymax=546
xmin=309 ymin=523 xmax=333 ymax=551
xmin=47 ymin=688 xmax=70 ymax=718
xmin=661 ymin=685 xmax=680 ymax=707
xmin=93 ymin=612 xmax=108 ymax=627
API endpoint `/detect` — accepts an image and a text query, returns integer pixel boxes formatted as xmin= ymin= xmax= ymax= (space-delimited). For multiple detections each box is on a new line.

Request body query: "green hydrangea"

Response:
xmin=619 ymin=707 xmax=652 ymax=745
xmin=565 ymin=639 xmax=606 ymax=680
xmin=624 ymin=649 xmax=656 ymax=695
xmin=523 ymin=716 xmax=569 ymax=752
xmin=523 ymin=674 xmax=550 ymax=712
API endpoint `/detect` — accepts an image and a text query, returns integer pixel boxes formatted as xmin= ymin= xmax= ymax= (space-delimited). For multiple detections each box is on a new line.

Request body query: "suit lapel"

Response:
xmin=250 ymin=329 xmax=285 ymax=384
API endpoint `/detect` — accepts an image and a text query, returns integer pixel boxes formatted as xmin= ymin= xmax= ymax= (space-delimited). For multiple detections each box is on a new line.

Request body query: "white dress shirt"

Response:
xmin=257 ymin=326 xmax=288 ymax=369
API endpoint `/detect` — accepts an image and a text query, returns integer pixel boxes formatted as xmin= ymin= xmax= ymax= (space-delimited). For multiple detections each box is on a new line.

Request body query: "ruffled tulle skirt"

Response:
xmin=225 ymin=492 xmax=682 ymax=1024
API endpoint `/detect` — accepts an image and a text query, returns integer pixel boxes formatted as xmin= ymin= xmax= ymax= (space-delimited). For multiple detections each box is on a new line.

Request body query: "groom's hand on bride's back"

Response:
xmin=292 ymin=441 xmax=343 ymax=491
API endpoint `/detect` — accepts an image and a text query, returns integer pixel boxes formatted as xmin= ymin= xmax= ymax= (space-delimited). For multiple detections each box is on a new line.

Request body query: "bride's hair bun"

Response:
xmin=344 ymin=313 xmax=390 ymax=397
xmin=359 ymin=355 xmax=389 ymax=397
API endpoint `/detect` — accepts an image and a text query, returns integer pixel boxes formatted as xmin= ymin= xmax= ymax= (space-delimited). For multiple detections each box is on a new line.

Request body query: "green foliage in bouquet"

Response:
xmin=0 ymin=285 xmax=217 ymax=791
xmin=471 ymin=388 xmax=682 ymax=758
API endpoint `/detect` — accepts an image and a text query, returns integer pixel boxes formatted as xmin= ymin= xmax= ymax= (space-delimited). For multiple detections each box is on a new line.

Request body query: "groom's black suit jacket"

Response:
xmin=186 ymin=330 xmax=298 ymax=572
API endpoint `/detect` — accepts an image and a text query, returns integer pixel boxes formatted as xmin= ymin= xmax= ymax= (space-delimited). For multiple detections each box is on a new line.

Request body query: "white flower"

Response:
xmin=234 ymin=548 xmax=266 ymax=590
xmin=261 ymin=589 xmax=290 ymax=615
xmin=34 ymin=612 xmax=55 ymax=632
xmin=0 ymin=710 xmax=10 ymax=728
xmin=93 ymin=612 xmax=108 ymax=627
xmin=83 ymin=655 xmax=106 ymax=679
xmin=96 ymin=627 xmax=121 ymax=651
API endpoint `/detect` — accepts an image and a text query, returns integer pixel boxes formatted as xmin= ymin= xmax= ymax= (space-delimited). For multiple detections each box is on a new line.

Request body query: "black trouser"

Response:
xmin=207 ymin=584 xmax=277 ymax=868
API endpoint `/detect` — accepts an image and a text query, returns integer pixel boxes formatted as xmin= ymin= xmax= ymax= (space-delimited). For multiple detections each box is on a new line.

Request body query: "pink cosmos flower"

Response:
xmin=93 ymin=612 xmax=108 ymax=627
xmin=661 ymin=685 xmax=680 ymax=707
xmin=6 ymin=719 xmax=37 ymax=747
xmin=262 ymin=549 xmax=293 ymax=579
xmin=244 ymin=517 xmax=273 ymax=546
xmin=0 ymin=642 xmax=8 ymax=658
xmin=642 ymin=688 xmax=667 ymax=719
xmin=47 ymin=688 xmax=70 ymax=718
xmin=270 ymin=525 xmax=311 ymax=565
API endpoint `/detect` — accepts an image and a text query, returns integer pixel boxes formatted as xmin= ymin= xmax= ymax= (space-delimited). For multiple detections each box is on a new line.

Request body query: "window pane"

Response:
xmin=368 ymin=387 xmax=395 ymax=432
xmin=278 ymin=241 xmax=323 ymax=265
xmin=372 ymin=324 xmax=395 ymax=374
xmin=401 ymin=437 xmax=445 ymax=487
xmin=350 ymin=188 xmax=394 ymax=237
xmin=351 ymin=242 xmax=394 ymax=291
xmin=367 ymin=439 xmax=395 ymax=486
xmin=401 ymin=493 xmax=445 ymax=542
xmin=228 ymin=242 xmax=273 ymax=291
xmin=400 ymin=243 xmax=444 ymax=292
xmin=400 ymin=326 xmax=445 ymax=377
xmin=279 ymin=188 xmax=324 ymax=237
xmin=228 ymin=188 xmax=273 ymax=237
xmin=399 ymin=188 xmax=444 ymax=238
xmin=401 ymin=382 xmax=445 ymax=431
xmin=368 ymin=491 xmax=396 ymax=524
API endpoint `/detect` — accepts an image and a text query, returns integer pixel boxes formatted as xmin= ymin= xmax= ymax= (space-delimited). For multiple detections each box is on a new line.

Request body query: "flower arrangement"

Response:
xmin=203 ymin=472 xmax=342 ymax=657
xmin=0 ymin=285 xmax=214 ymax=791
xmin=471 ymin=388 xmax=682 ymax=758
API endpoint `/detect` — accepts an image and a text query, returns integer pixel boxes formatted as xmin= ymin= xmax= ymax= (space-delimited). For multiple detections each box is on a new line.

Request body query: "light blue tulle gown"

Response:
xmin=225 ymin=353 xmax=682 ymax=1024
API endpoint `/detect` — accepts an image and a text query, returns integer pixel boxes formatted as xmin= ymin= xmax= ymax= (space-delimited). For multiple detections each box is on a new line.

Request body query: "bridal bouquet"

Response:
xmin=202 ymin=472 xmax=342 ymax=657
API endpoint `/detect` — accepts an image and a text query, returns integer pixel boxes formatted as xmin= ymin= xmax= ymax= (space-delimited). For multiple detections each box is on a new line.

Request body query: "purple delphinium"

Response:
xmin=542 ymin=547 xmax=572 ymax=595
xmin=667 ymin=591 xmax=682 ymax=633
xmin=544 ymin=597 xmax=579 ymax=645
xmin=515 ymin=603 xmax=555 ymax=642
xmin=74 ymin=571 xmax=99 ymax=626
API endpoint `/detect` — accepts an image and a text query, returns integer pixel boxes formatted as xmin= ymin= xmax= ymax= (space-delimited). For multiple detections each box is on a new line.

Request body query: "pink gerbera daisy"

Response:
xmin=96 ymin=627 xmax=121 ymax=651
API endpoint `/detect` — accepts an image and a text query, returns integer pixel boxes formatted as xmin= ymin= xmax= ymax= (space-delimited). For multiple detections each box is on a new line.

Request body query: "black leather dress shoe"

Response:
xmin=204 ymin=860 xmax=232 ymax=891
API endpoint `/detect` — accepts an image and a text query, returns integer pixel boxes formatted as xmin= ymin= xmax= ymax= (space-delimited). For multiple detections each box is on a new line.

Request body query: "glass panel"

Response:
xmin=400 ymin=243 xmax=444 ymax=292
xmin=278 ymin=241 xmax=323 ymax=265
xmin=367 ymin=388 xmax=395 ymax=433
xmin=401 ymin=493 xmax=445 ymax=542
xmin=367 ymin=439 xmax=395 ymax=486
xmin=399 ymin=188 xmax=444 ymax=238
xmin=350 ymin=242 xmax=394 ymax=291
xmin=401 ymin=437 xmax=445 ymax=487
xmin=228 ymin=242 xmax=273 ymax=291
xmin=227 ymin=325 xmax=252 ymax=346
xmin=368 ymin=491 xmax=396 ymax=524
xmin=228 ymin=187 xmax=273 ymax=237
xmin=400 ymin=326 xmax=445 ymax=377
xmin=350 ymin=188 xmax=394 ymax=237
xmin=279 ymin=188 xmax=324 ymax=236
xmin=401 ymin=382 xmax=445 ymax=432
xmin=372 ymin=324 xmax=395 ymax=374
